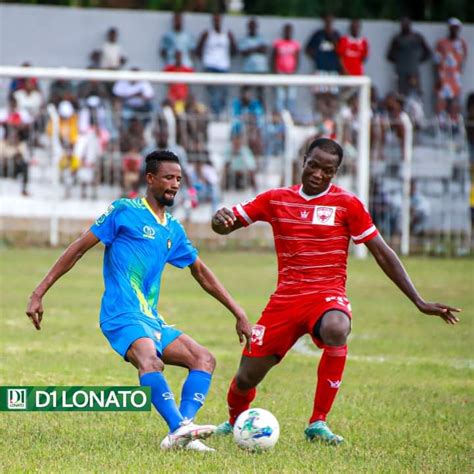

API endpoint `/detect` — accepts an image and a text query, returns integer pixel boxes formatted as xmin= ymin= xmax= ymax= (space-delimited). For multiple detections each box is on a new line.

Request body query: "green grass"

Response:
xmin=0 ymin=248 xmax=472 ymax=473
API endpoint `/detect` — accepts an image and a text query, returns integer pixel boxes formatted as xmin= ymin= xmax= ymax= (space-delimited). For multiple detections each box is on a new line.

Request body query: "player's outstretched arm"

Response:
xmin=365 ymin=234 xmax=461 ymax=324
xmin=211 ymin=207 xmax=244 ymax=235
xmin=189 ymin=257 xmax=252 ymax=350
xmin=26 ymin=231 xmax=100 ymax=330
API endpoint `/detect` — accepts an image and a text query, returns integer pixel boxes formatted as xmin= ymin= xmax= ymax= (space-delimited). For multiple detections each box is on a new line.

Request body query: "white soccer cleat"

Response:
xmin=160 ymin=422 xmax=216 ymax=450
xmin=185 ymin=440 xmax=216 ymax=452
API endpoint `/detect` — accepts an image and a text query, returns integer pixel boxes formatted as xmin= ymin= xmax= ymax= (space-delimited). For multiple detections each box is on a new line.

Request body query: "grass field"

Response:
xmin=0 ymin=247 xmax=472 ymax=473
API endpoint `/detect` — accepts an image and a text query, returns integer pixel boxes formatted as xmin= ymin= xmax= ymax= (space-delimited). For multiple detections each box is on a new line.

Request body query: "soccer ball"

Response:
xmin=233 ymin=408 xmax=280 ymax=451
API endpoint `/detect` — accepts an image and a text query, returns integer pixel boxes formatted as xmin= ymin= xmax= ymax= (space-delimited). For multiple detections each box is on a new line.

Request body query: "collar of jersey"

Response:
xmin=298 ymin=183 xmax=332 ymax=201
xmin=142 ymin=197 xmax=168 ymax=226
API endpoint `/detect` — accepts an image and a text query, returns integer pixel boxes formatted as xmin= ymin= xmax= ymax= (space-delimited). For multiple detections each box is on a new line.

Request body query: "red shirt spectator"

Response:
xmin=164 ymin=64 xmax=194 ymax=102
xmin=272 ymin=24 xmax=300 ymax=74
xmin=164 ymin=50 xmax=194 ymax=107
xmin=336 ymin=20 xmax=369 ymax=76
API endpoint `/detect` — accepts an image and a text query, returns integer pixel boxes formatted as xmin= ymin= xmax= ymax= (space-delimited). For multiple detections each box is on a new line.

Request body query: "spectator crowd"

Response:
xmin=0 ymin=12 xmax=471 ymax=233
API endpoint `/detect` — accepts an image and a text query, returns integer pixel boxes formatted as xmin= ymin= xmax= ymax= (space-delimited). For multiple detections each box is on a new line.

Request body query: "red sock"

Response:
xmin=310 ymin=345 xmax=347 ymax=423
xmin=227 ymin=377 xmax=256 ymax=425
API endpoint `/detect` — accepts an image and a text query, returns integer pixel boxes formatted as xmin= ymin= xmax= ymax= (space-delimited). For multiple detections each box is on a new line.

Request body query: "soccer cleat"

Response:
xmin=215 ymin=420 xmax=233 ymax=436
xmin=304 ymin=421 xmax=344 ymax=445
xmin=160 ymin=422 xmax=216 ymax=450
xmin=185 ymin=440 xmax=216 ymax=452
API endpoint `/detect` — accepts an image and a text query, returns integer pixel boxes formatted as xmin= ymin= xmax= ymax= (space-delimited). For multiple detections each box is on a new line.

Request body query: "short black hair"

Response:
xmin=145 ymin=150 xmax=180 ymax=174
xmin=306 ymin=137 xmax=343 ymax=166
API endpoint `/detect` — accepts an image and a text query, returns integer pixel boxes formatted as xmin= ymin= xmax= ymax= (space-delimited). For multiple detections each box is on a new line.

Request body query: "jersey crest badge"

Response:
xmin=251 ymin=325 xmax=266 ymax=346
xmin=313 ymin=206 xmax=337 ymax=226
xmin=143 ymin=225 xmax=156 ymax=239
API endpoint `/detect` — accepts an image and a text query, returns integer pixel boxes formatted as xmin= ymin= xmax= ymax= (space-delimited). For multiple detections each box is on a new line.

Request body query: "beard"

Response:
xmin=157 ymin=194 xmax=175 ymax=207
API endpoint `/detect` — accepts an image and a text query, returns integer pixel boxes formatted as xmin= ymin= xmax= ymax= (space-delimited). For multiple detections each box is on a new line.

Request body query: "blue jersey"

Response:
xmin=90 ymin=197 xmax=198 ymax=324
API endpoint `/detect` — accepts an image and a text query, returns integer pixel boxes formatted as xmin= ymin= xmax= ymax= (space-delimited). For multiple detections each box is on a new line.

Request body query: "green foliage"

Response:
xmin=0 ymin=248 xmax=472 ymax=471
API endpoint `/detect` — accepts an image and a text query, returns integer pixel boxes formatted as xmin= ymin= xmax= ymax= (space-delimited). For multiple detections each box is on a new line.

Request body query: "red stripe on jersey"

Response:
xmin=232 ymin=184 xmax=378 ymax=296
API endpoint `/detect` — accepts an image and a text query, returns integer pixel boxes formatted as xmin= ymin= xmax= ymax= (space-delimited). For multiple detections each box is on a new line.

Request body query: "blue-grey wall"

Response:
xmin=1 ymin=5 xmax=473 ymax=112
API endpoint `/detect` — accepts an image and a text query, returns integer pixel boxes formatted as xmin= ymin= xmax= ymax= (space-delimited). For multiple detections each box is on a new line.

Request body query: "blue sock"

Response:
xmin=140 ymin=371 xmax=184 ymax=432
xmin=179 ymin=370 xmax=212 ymax=421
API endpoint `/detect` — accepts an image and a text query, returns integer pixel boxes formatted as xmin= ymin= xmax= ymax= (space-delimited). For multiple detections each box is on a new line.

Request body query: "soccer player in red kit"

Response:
xmin=211 ymin=137 xmax=460 ymax=444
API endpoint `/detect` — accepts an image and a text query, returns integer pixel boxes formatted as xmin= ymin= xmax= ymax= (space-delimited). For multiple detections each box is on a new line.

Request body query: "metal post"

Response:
xmin=47 ymin=104 xmax=61 ymax=247
xmin=400 ymin=112 xmax=413 ymax=256
xmin=355 ymin=82 xmax=371 ymax=258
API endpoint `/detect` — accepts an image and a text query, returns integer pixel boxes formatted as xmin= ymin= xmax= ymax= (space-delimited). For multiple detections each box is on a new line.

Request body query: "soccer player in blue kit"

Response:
xmin=26 ymin=150 xmax=252 ymax=452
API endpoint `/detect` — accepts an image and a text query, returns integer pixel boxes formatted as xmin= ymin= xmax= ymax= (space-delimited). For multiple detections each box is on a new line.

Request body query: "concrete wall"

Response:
xmin=1 ymin=5 xmax=473 ymax=112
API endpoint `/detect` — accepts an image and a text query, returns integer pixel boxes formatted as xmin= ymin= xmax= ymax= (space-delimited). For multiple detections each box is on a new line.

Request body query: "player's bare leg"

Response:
xmin=127 ymin=338 xmax=216 ymax=450
xmin=217 ymin=354 xmax=279 ymax=435
xmin=305 ymin=310 xmax=351 ymax=445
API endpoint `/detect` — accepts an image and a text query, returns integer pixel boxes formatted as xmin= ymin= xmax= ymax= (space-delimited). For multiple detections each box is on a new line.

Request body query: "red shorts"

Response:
xmin=243 ymin=293 xmax=352 ymax=360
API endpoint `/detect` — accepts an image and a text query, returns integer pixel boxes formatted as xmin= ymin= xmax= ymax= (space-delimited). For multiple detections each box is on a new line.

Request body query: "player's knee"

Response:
xmin=138 ymin=354 xmax=164 ymax=374
xmin=196 ymin=348 xmax=216 ymax=373
xmin=235 ymin=370 xmax=258 ymax=391
xmin=319 ymin=312 xmax=351 ymax=346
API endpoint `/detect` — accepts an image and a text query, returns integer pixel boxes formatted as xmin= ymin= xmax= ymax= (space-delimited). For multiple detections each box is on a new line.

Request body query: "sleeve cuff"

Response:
xmin=352 ymin=225 xmax=378 ymax=244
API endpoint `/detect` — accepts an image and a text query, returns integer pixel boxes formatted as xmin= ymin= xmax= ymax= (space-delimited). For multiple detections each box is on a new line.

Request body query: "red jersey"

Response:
xmin=336 ymin=36 xmax=369 ymax=75
xmin=163 ymin=65 xmax=194 ymax=101
xmin=233 ymin=184 xmax=378 ymax=298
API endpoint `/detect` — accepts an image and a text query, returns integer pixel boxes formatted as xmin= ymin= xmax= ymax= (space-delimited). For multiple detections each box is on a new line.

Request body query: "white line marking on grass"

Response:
xmin=292 ymin=338 xmax=474 ymax=370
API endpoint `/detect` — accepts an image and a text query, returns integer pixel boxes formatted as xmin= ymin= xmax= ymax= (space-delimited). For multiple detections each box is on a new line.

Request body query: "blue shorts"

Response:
xmin=100 ymin=312 xmax=183 ymax=361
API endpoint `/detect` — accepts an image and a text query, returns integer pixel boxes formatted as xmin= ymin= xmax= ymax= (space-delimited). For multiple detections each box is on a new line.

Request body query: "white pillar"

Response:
xmin=355 ymin=82 xmax=371 ymax=258
xmin=400 ymin=111 xmax=413 ymax=256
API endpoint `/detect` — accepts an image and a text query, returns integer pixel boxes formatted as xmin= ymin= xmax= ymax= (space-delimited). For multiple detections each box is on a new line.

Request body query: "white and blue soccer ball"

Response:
xmin=233 ymin=408 xmax=280 ymax=451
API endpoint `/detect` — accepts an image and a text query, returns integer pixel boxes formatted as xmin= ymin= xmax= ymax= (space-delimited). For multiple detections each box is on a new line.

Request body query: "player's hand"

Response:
xmin=235 ymin=312 xmax=252 ymax=353
xmin=212 ymin=207 xmax=236 ymax=229
xmin=416 ymin=300 xmax=461 ymax=325
xmin=26 ymin=292 xmax=43 ymax=330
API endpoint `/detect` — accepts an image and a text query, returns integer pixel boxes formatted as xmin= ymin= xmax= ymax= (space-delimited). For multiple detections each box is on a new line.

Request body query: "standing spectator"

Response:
xmin=196 ymin=13 xmax=237 ymax=118
xmin=271 ymin=23 xmax=300 ymax=116
xmin=336 ymin=19 xmax=369 ymax=76
xmin=160 ymin=11 xmax=196 ymax=68
xmin=239 ymin=18 xmax=269 ymax=74
xmin=305 ymin=14 xmax=341 ymax=74
xmin=387 ymin=17 xmax=430 ymax=96
xmin=434 ymin=18 xmax=468 ymax=125
xmin=163 ymin=51 xmax=194 ymax=114
xmin=113 ymin=68 xmax=154 ymax=127
xmin=100 ymin=27 xmax=127 ymax=70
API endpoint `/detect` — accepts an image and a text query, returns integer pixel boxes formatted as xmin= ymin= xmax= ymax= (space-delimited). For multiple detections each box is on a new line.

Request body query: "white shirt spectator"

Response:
xmin=203 ymin=30 xmax=231 ymax=71
xmin=113 ymin=80 xmax=154 ymax=108
xmin=13 ymin=89 xmax=42 ymax=119
xmin=101 ymin=42 xmax=124 ymax=69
